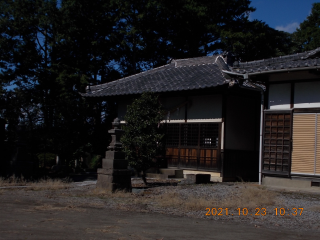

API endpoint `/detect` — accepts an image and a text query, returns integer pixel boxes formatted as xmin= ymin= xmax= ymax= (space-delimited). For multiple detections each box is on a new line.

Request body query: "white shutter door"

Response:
xmin=291 ymin=114 xmax=316 ymax=174
xmin=316 ymin=114 xmax=320 ymax=175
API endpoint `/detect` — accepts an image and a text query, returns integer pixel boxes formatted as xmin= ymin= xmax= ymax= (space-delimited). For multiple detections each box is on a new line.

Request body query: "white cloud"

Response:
xmin=275 ymin=22 xmax=300 ymax=33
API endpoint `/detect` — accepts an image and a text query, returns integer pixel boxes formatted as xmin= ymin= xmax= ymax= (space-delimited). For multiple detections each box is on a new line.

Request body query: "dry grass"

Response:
xmin=29 ymin=179 xmax=69 ymax=190
xmin=0 ymin=176 xmax=27 ymax=186
xmin=307 ymin=205 xmax=320 ymax=212
xmin=0 ymin=177 xmax=69 ymax=190
xmin=85 ymin=225 xmax=120 ymax=235
xmin=84 ymin=185 xmax=278 ymax=212
xmin=155 ymin=192 xmax=217 ymax=210
xmin=222 ymin=186 xmax=277 ymax=208
xmin=155 ymin=186 xmax=277 ymax=211
xmin=32 ymin=203 xmax=85 ymax=212
xmin=88 ymin=188 xmax=133 ymax=198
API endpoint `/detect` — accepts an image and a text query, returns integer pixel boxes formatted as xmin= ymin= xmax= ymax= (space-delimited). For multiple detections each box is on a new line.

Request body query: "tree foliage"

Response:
xmin=121 ymin=92 xmax=164 ymax=184
xmin=292 ymin=3 xmax=320 ymax=52
xmin=221 ymin=20 xmax=294 ymax=62
xmin=0 ymin=0 xmax=295 ymax=176
xmin=110 ymin=0 xmax=257 ymax=73
xmin=0 ymin=0 xmax=116 ymax=171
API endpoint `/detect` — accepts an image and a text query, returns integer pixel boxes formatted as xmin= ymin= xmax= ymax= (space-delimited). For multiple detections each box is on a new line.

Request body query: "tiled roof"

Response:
xmin=231 ymin=47 xmax=320 ymax=74
xmin=82 ymin=55 xmax=229 ymax=97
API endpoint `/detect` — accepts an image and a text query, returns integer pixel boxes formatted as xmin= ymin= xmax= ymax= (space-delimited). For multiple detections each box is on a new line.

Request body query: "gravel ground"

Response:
xmin=1 ymin=178 xmax=320 ymax=233
xmin=130 ymin=179 xmax=320 ymax=231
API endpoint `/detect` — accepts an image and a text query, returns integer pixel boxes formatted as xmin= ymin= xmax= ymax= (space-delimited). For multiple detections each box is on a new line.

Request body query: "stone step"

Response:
xmin=146 ymin=173 xmax=175 ymax=179
xmin=186 ymin=174 xmax=211 ymax=184
xmin=183 ymin=170 xmax=222 ymax=182
xmin=159 ymin=168 xmax=184 ymax=178
xmin=157 ymin=169 xmax=222 ymax=181
xmin=159 ymin=168 xmax=176 ymax=175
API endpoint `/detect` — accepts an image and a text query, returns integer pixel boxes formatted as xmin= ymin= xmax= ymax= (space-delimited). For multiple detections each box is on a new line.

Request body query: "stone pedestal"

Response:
xmin=96 ymin=118 xmax=132 ymax=192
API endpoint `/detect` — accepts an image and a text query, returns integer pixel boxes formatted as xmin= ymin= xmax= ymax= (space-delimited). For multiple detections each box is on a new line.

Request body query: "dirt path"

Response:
xmin=0 ymin=194 xmax=318 ymax=240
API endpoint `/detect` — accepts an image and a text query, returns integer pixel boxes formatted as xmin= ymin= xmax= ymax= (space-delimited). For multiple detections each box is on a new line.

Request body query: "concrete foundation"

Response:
xmin=146 ymin=173 xmax=170 ymax=179
xmin=159 ymin=168 xmax=183 ymax=178
xmin=156 ymin=168 xmax=222 ymax=182
xmin=262 ymin=176 xmax=312 ymax=189
xmin=183 ymin=170 xmax=222 ymax=182
xmin=186 ymin=174 xmax=211 ymax=184
xmin=97 ymin=169 xmax=132 ymax=191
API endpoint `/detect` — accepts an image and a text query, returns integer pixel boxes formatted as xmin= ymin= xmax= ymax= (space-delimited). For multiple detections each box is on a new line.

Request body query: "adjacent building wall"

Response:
xmin=118 ymin=95 xmax=223 ymax=122
xmin=161 ymin=96 xmax=186 ymax=121
xmin=294 ymin=81 xmax=320 ymax=108
xmin=268 ymin=83 xmax=291 ymax=109
xmin=162 ymin=95 xmax=223 ymax=121
xmin=264 ymin=79 xmax=320 ymax=181
xmin=187 ymin=95 xmax=222 ymax=120
xmin=268 ymin=81 xmax=320 ymax=110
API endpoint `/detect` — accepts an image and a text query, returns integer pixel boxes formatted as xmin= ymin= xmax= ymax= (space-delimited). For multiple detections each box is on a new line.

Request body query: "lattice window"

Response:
xmin=263 ymin=112 xmax=292 ymax=175
xmin=200 ymin=124 xmax=219 ymax=148
xmin=186 ymin=124 xmax=199 ymax=147
xmin=165 ymin=122 xmax=221 ymax=171
xmin=180 ymin=124 xmax=198 ymax=147
xmin=166 ymin=123 xmax=220 ymax=148
xmin=166 ymin=123 xmax=180 ymax=147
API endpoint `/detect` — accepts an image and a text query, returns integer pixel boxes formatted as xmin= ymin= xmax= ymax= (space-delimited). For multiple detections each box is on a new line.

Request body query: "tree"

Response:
xmin=292 ymin=3 xmax=320 ymax=52
xmin=221 ymin=20 xmax=294 ymax=62
xmin=0 ymin=0 xmax=117 ymax=169
xmin=0 ymin=0 xmax=295 ymax=176
xmin=121 ymin=92 xmax=164 ymax=185
xmin=111 ymin=0 xmax=257 ymax=74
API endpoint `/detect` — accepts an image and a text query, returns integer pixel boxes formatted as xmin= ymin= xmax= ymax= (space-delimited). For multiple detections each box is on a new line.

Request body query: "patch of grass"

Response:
xmin=155 ymin=192 xmax=217 ymax=210
xmin=154 ymin=186 xmax=277 ymax=211
xmin=29 ymin=179 xmax=70 ymax=191
xmin=84 ymin=188 xmax=150 ymax=207
xmin=76 ymin=184 xmax=278 ymax=212
xmin=0 ymin=177 xmax=70 ymax=190
xmin=0 ymin=176 xmax=27 ymax=186
xmin=88 ymin=188 xmax=133 ymax=198
xmin=280 ymin=191 xmax=320 ymax=200
xmin=222 ymin=186 xmax=277 ymax=208
xmin=307 ymin=205 xmax=320 ymax=212
xmin=33 ymin=203 xmax=85 ymax=212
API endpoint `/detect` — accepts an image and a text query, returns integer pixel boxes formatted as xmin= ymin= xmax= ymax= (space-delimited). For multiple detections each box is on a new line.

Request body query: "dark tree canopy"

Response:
xmin=292 ymin=3 xmax=320 ymax=52
xmin=221 ymin=20 xmax=294 ymax=62
xmin=111 ymin=0 xmax=257 ymax=73
xmin=0 ymin=0 xmax=296 ymax=176
xmin=0 ymin=0 xmax=116 ymax=170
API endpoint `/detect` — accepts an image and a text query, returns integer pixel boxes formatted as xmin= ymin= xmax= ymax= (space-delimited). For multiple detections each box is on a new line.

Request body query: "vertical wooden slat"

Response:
xmin=291 ymin=114 xmax=316 ymax=174
xmin=316 ymin=114 xmax=320 ymax=174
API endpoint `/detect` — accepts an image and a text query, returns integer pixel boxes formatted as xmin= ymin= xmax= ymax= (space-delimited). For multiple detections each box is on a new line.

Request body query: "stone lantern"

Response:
xmin=96 ymin=118 xmax=132 ymax=192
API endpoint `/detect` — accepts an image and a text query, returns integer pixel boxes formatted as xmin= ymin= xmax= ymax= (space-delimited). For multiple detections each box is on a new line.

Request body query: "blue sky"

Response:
xmin=249 ymin=0 xmax=318 ymax=33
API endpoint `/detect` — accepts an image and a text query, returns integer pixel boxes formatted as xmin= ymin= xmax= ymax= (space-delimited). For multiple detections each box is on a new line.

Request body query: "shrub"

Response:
xmin=121 ymin=92 xmax=165 ymax=184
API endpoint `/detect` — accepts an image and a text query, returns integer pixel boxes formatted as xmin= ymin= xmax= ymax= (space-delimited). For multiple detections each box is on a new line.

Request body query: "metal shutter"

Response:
xmin=291 ymin=114 xmax=316 ymax=174
xmin=316 ymin=115 xmax=320 ymax=174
